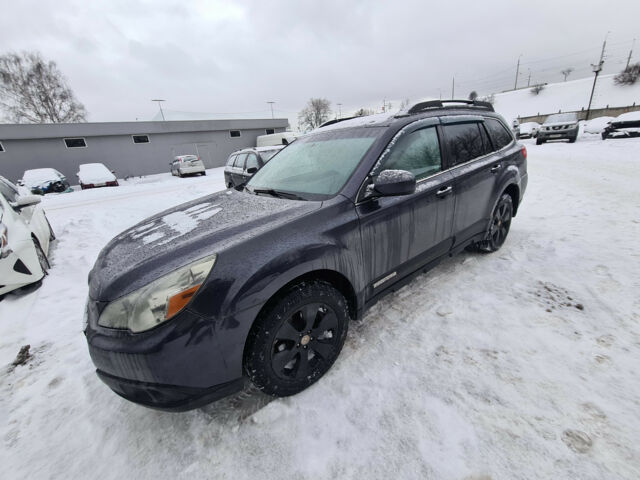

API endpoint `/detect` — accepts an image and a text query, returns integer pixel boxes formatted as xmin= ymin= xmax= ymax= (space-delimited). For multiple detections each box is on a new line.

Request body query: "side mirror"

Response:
xmin=373 ymin=170 xmax=416 ymax=197
xmin=11 ymin=195 xmax=42 ymax=209
xmin=246 ymin=167 xmax=258 ymax=174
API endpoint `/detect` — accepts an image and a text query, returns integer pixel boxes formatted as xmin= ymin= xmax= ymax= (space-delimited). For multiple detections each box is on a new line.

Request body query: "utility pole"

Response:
xmin=527 ymin=69 xmax=532 ymax=87
xmin=337 ymin=103 xmax=342 ymax=118
xmin=266 ymin=101 xmax=275 ymax=119
xmin=514 ymin=54 xmax=522 ymax=90
xmin=151 ymin=99 xmax=166 ymax=121
xmin=626 ymin=38 xmax=635 ymax=69
xmin=586 ymin=33 xmax=609 ymax=121
xmin=451 ymin=77 xmax=455 ymax=99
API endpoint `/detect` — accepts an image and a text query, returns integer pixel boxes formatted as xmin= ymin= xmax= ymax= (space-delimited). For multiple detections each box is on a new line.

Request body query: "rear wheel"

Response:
xmin=477 ymin=194 xmax=513 ymax=253
xmin=536 ymin=138 xmax=544 ymax=145
xmin=244 ymin=281 xmax=349 ymax=397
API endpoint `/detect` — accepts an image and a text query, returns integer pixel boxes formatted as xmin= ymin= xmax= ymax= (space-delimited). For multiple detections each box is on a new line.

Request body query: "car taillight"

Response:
xmin=521 ymin=146 xmax=527 ymax=159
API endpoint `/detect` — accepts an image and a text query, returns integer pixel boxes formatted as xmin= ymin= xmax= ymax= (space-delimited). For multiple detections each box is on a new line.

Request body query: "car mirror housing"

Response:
xmin=12 ymin=194 xmax=42 ymax=209
xmin=246 ymin=167 xmax=258 ymax=174
xmin=373 ymin=170 xmax=416 ymax=197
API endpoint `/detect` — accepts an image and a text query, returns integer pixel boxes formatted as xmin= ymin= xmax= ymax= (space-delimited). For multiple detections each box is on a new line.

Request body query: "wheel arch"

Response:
xmin=503 ymin=183 xmax=520 ymax=216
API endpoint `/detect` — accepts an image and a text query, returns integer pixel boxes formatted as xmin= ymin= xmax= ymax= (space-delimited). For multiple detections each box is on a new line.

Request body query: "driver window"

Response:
xmin=380 ymin=127 xmax=442 ymax=181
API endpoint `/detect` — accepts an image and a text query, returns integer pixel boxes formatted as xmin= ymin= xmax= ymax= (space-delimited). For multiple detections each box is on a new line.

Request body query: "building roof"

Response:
xmin=0 ymin=118 xmax=289 ymax=140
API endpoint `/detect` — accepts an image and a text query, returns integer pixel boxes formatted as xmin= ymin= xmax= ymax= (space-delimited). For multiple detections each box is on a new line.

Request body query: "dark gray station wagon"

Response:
xmin=84 ymin=100 xmax=528 ymax=410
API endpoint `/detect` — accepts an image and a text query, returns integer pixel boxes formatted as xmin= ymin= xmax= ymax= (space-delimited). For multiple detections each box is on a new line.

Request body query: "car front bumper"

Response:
xmin=84 ymin=299 xmax=246 ymax=411
xmin=0 ymin=239 xmax=45 ymax=295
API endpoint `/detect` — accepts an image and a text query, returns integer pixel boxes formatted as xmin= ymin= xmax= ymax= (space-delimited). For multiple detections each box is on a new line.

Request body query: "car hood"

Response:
xmin=89 ymin=189 xmax=321 ymax=301
xmin=542 ymin=121 xmax=577 ymax=128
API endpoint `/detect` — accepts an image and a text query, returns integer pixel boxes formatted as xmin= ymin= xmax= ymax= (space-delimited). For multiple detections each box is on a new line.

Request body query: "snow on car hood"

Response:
xmin=77 ymin=164 xmax=116 ymax=184
xmin=89 ymin=188 xmax=321 ymax=301
xmin=22 ymin=168 xmax=62 ymax=189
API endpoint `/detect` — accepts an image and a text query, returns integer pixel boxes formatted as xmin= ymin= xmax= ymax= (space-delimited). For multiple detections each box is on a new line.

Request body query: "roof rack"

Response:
xmin=406 ymin=99 xmax=494 ymax=115
xmin=319 ymin=116 xmax=357 ymax=128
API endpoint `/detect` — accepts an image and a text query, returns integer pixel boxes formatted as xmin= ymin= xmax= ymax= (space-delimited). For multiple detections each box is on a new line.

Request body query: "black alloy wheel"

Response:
xmin=479 ymin=193 xmax=513 ymax=253
xmin=244 ymin=281 xmax=349 ymax=396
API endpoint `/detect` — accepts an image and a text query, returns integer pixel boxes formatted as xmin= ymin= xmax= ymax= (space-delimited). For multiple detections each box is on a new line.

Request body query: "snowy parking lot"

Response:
xmin=1 ymin=136 xmax=639 ymax=479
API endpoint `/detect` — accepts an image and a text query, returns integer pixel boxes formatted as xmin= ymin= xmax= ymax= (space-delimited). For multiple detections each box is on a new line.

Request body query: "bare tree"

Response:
xmin=468 ymin=90 xmax=478 ymax=101
xmin=530 ymin=83 xmax=546 ymax=95
xmin=0 ymin=51 xmax=87 ymax=123
xmin=561 ymin=68 xmax=574 ymax=82
xmin=614 ymin=63 xmax=640 ymax=85
xmin=399 ymin=98 xmax=411 ymax=110
xmin=298 ymin=98 xmax=331 ymax=131
xmin=353 ymin=107 xmax=375 ymax=117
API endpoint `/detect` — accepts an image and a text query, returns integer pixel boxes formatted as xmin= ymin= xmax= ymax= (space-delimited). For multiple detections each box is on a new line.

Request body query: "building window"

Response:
xmin=132 ymin=135 xmax=150 ymax=144
xmin=229 ymin=130 xmax=241 ymax=138
xmin=0 ymin=142 xmax=4 ymax=152
xmin=64 ymin=138 xmax=87 ymax=148
xmin=265 ymin=128 xmax=275 ymax=135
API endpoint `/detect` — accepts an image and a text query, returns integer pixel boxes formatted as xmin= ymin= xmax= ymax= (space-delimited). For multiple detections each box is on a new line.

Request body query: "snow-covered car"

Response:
xmin=537 ymin=112 xmax=579 ymax=144
xmin=77 ymin=163 xmax=119 ymax=190
xmin=170 ymin=155 xmax=206 ymax=177
xmin=583 ymin=116 xmax=614 ymax=135
xmin=516 ymin=122 xmax=540 ymax=139
xmin=602 ymin=111 xmax=640 ymax=140
xmin=224 ymin=146 xmax=284 ymax=188
xmin=19 ymin=168 xmax=72 ymax=195
xmin=0 ymin=176 xmax=53 ymax=297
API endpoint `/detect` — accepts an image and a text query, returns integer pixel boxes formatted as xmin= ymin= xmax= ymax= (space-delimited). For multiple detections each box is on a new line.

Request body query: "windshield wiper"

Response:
xmin=251 ymin=188 xmax=307 ymax=201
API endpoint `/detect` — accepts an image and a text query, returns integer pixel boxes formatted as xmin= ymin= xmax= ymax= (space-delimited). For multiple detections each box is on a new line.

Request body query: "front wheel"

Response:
xmin=536 ymin=138 xmax=544 ymax=145
xmin=478 ymin=194 xmax=513 ymax=253
xmin=244 ymin=281 xmax=349 ymax=397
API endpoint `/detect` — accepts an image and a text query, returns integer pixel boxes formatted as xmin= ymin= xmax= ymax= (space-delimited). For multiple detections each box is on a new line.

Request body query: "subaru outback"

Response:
xmin=84 ymin=99 xmax=528 ymax=411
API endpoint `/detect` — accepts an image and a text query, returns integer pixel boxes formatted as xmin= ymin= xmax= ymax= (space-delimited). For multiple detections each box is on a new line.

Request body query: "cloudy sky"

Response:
xmin=1 ymin=0 xmax=638 ymax=127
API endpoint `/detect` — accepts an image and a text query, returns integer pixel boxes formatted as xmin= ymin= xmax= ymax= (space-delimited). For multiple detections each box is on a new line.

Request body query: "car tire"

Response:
xmin=477 ymin=193 xmax=513 ymax=253
xmin=201 ymin=172 xmax=206 ymax=176
xmin=244 ymin=281 xmax=349 ymax=397
xmin=536 ymin=138 xmax=544 ymax=145
xmin=46 ymin=218 xmax=56 ymax=241
xmin=569 ymin=136 xmax=577 ymax=143
xmin=226 ymin=182 xmax=232 ymax=189
xmin=34 ymin=239 xmax=50 ymax=274
xmin=601 ymin=133 xmax=608 ymax=140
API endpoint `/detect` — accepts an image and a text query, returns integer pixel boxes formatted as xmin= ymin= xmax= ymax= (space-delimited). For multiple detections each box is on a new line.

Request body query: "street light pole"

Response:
xmin=266 ymin=101 xmax=275 ymax=119
xmin=151 ymin=99 xmax=166 ymax=121
xmin=337 ymin=103 xmax=342 ymax=119
xmin=586 ymin=33 xmax=609 ymax=121
xmin=514 ymin=54 xmax=522 ymax=90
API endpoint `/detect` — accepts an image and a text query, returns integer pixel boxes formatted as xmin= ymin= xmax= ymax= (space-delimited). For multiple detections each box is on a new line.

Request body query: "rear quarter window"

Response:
xmin=226 ymin=155 xmax=236 ymax=167
xmin=484 ymin=118 xmax=514 ymax=150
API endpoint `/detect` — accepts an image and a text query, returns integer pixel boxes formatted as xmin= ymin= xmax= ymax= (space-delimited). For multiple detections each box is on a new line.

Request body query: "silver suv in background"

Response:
xmin=170 ymin=155 xmax=206 ymax=177
xmin=536 ymin=112 xmax=579 ymax=144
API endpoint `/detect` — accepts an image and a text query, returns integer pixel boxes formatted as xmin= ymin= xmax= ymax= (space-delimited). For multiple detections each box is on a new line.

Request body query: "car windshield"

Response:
xmin=246 ymin=127 xmax=381 ymax=200
xmin=545 ymin=113 xmax=577 ymax=124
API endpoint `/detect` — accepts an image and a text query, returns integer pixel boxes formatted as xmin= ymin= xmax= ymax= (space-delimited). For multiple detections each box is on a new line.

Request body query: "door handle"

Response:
xmin=490 ymin=164 xmax=502 ymax=173
xmin=436 ymin=186 xmax=452 ymax=198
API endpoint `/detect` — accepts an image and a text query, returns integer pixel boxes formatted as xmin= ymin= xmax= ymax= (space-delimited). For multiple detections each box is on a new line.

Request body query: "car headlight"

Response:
xmin=98 ymin=254 xmax=217 ymax=333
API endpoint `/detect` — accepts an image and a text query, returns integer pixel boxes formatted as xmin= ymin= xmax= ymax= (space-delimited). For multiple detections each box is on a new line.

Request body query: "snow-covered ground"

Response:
xmin=1 ymin=139 xmax=640 ymax=479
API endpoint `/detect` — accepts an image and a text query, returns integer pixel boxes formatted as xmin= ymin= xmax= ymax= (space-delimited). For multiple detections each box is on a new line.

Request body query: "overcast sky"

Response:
xmin=1 ymin=0 xmax=638 ymax=128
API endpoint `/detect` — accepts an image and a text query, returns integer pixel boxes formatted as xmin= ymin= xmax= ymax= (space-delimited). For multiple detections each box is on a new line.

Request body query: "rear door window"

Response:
xmin=234 ymin=153 xmax=247 ymax=169
xmin=484 ymin=118 xmax=513 ymax=150
xmin=379 ymin=126 xmax=442 ymax=181
xmin=442 ymin=123 xmax=485 ymax=166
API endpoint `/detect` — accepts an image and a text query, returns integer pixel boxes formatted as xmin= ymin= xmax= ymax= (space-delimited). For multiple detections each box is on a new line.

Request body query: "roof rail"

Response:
xmin=319 ymin=116 xmax=357 ymax=128
xmin=406 ymin=99 xmax=494 ymax=114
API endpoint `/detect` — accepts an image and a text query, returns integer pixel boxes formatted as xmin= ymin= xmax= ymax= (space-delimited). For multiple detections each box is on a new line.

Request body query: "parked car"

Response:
xmin=77 ymin=163 xmax=119 ymax=190
xmin=0 ymin=176 xmax=54 ymax=298
xmin=583 ymin=116 xmax=614 ymax=135
xmin=84 ymin=99 xmax=527 ymax=411
xmin=19 ymin=168 xmax=72 ymax=195
xmin=224 ymin=146 xmax=284 ymax=188
xmin=601 ymin=111 xmax=640 ymax=140
xmin=511 ymin=119 xmax=520 ymax=138
xmin=536 ymin=112 xmax=579 ymax=144
xmin=517 ymin=122 xmax=540 ymax=139
xmin=170 ymin=155 xmax=206 ymax=177
xmin=256 ymin=132 xmax=298 ymax=147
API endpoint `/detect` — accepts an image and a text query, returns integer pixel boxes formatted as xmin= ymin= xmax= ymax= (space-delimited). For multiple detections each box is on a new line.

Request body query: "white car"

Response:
xmin=0 ymin=176 xmax=54 ymax=297
xmin=77 ymin=163 xmax=119 ymax=190
xmin=170 ymin=155 xmax=206 ymax=177
xmin=20 ymin=168 xmax=72 ymax=195
xmin=517 ymin=122 xmax=540 ymax=139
